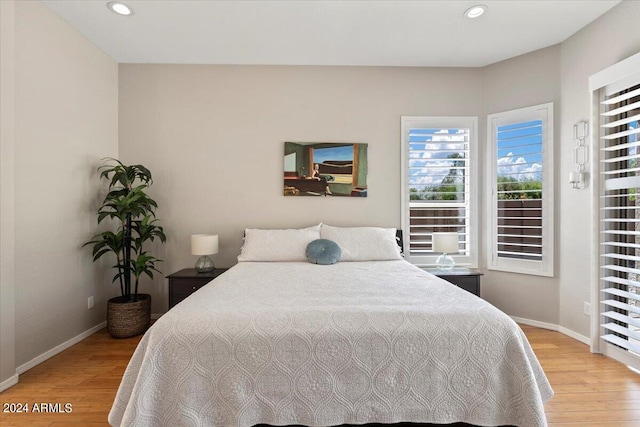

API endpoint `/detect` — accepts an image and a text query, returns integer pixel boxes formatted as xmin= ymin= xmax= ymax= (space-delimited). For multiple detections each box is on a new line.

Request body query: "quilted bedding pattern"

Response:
xmin=109 ymin=261 xmax=553 ymax=427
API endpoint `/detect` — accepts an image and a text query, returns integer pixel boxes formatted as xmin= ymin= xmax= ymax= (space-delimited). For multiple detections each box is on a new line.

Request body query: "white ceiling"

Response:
xmin=42 ymin=0 xmax=621 ymax=67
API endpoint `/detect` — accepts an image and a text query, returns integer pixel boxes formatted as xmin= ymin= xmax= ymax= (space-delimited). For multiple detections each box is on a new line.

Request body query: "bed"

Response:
xmin=109 ymin=225 xmax=553 ymax=427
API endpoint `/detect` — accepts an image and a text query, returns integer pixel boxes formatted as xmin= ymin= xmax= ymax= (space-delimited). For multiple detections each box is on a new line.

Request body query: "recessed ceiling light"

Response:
xmin=107 ymin=1 xmax=134 ymax=16
xmin=464 ymin=5 xmax=487 ymax=19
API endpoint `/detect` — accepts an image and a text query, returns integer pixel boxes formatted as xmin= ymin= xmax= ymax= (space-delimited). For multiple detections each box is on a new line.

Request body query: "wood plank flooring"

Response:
xmin=523 ymin=326 xmax=640 ymax=427
xmin=1 ymin=324 xmax=639 ymax=426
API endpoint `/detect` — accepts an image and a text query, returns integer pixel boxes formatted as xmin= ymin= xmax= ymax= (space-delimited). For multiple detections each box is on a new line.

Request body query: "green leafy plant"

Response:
xmin=84 ymin=158 xmax=166 ymax=302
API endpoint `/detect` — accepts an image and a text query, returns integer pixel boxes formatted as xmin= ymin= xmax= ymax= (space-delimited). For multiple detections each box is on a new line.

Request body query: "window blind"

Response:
xmin=495 ymin=120 xmax=543 ymax=261
xmin=407 ymin=127 xmax=471 ymax=261
xmin=401 ymin=116 xmax=478 ymax=267
xmin=599 ymin=81 xmax=640 ymax=360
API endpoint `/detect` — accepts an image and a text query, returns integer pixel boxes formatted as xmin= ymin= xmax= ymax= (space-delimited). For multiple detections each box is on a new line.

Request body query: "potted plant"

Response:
xmin=84 ymin=158 xmax=166 ymax=338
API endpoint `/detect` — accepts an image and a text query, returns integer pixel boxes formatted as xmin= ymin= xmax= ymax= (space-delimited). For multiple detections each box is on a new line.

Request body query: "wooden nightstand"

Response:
xmin=424 ymin=268 xmax=482 ymax=297
xmin=166 ymin=268 xmax=228 ymax=309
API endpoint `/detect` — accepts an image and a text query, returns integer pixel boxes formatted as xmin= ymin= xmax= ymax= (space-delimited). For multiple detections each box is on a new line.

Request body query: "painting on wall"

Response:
xmin=284 ymin=142 xmax=368 ymax=197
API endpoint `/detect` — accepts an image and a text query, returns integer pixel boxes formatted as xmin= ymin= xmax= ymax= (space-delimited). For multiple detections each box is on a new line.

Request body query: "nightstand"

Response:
xmin=424 ymin=268 xmax=482 ymax=297
xmin=166 ymin=268 xmax=228 ymax=309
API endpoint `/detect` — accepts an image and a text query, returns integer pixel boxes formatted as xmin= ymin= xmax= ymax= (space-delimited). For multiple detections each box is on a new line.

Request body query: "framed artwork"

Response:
xmin=284 ymin=142 xmax=368 ymax=197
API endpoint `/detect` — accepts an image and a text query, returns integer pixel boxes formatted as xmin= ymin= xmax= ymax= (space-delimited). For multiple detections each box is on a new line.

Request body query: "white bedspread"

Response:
xmin=109 ymin=261 xmax=553 ymax=427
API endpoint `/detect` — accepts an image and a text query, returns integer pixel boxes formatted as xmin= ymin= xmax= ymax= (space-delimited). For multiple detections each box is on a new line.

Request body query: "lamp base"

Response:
xmin=195 ymin=255 xmax=215 ymax=273
xmin=436 ymin=253 xmax=455 ymax=271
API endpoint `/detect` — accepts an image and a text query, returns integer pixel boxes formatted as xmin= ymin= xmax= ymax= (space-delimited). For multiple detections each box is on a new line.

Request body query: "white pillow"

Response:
xmin=320 ymin=225 xmax=402 ymax=261
xmin=237 ymin=225 xmax=321 ymax=262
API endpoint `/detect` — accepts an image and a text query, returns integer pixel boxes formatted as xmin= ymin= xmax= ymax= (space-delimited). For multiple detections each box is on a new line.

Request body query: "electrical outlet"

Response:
xmin=88 ymin=296 xmax=94 ymax=310
xmin=584 ymin=301 xmax=591 ymax=316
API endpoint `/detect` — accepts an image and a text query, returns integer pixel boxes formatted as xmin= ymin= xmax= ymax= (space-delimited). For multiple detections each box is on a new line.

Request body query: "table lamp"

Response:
xmin=432 ymin=232 xmax=458 ymax=271
xmin=191 ymin=234 xmax=219 ymax=273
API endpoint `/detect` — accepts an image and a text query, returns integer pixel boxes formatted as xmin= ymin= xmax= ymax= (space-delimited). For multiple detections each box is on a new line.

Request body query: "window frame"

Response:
xmin=486 ymin=103 xmax=555 ymax=277
xmin=400 ymin=116 xmax=479 ymax=268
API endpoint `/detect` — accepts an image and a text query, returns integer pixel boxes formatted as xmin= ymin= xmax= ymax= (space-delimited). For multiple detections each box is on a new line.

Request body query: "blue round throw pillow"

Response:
xmin=306 ymin=239 xmax=341 ymax=265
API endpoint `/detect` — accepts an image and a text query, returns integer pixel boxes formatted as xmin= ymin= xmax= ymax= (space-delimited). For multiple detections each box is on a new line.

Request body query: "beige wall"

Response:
xmin=118 ymin=64 xmax=484 ymax=313
xmin=558 ymin=0 xmax=640 ymax=338
xmin=1 ymin=0 xmax=17 ymax=388
xmin=11 ymin=0 xmax=118 ymax=368
xmin=481 ymin=45 xmax=562 ymax=326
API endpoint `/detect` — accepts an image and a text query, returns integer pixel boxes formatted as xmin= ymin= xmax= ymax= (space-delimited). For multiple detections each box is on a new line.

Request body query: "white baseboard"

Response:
xmin=511 ymin=316 xmax=590 ymax=346
xmin=16 ymin=321 xmax=106 ymax=375
xmin=558 ymin=326 xmax=591 ymax=346
xmin=2 ymin=321 xmax=107 ymax=392
xmin=510 ymin=316 xmax=558 ymax=331
xmin=12 ymin=315 xmax=164 ymax=382
xmin=0 ymin=373 xmax=19 ymax=392
xmin=4 ymin=315 xmax=166 ymax=392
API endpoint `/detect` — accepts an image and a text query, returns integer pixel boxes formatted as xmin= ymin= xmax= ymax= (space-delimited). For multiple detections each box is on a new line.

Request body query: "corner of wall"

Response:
xmin=0 ymin=0 xmax=17 ymax=387
xmin=12 ymin=0 xmax=119 ymax=370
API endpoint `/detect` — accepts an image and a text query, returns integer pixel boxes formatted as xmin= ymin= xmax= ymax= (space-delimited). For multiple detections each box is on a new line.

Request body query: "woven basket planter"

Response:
xmin=107 ymin=294 xmax=151 ymax=338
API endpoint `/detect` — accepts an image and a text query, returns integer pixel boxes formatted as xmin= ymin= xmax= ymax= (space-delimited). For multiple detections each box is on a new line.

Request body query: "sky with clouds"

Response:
xmin=408 ymin=128 xmax=468 ymax=187
xmin=496 ymin=120 xmax=543 ymax=181
xmin=408 ymin=120 xmax=543 ymax=189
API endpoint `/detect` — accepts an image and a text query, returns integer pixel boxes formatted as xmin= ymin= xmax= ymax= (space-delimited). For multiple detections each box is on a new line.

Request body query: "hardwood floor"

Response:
xmin=0 ymin=327 xmax=139 ymax=427
xmin=522 ymin=325 xmax=640 ymax=427
xmin=1 ymin=324 xmax=639 ymax=426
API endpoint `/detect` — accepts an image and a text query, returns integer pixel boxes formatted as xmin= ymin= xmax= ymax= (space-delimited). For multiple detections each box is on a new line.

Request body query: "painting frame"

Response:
xmin=284 ymin=142 xmax=368 ymax=197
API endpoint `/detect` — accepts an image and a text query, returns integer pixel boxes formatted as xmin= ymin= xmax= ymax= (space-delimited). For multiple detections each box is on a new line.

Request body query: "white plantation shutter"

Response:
xmin=592 ymin=52 xmax=640 ymax=369
xmin=401 ymin=117 xmax=478 ymax=267
xmin=495 ymin=120 xmax=544 ymax=261
xmin=487 ymin=103 xmax=554 ymax=276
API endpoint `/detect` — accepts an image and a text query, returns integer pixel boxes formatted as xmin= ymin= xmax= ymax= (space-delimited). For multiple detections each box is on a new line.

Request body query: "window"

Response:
xmin=312 ymin=145 xmax=355 ymax=184
xmin=487 ymin=103 xmax=554 ymax=276
xmin=592 ymin=51 xmax=640 ymax=370
xmin=401 ymin=117 xmax=478 ymax=267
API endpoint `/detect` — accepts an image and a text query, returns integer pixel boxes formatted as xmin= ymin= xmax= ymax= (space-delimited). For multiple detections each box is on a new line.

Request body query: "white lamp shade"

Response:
xmin=432 ymin=232 xmax=459 ymax=254
xmin=191 ymin=234 xmax=219 ymax=255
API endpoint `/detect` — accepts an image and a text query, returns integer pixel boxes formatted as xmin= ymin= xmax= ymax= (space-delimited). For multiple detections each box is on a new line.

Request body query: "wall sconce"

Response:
xmin=570 ymin=120 xmax=588 ymax=189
